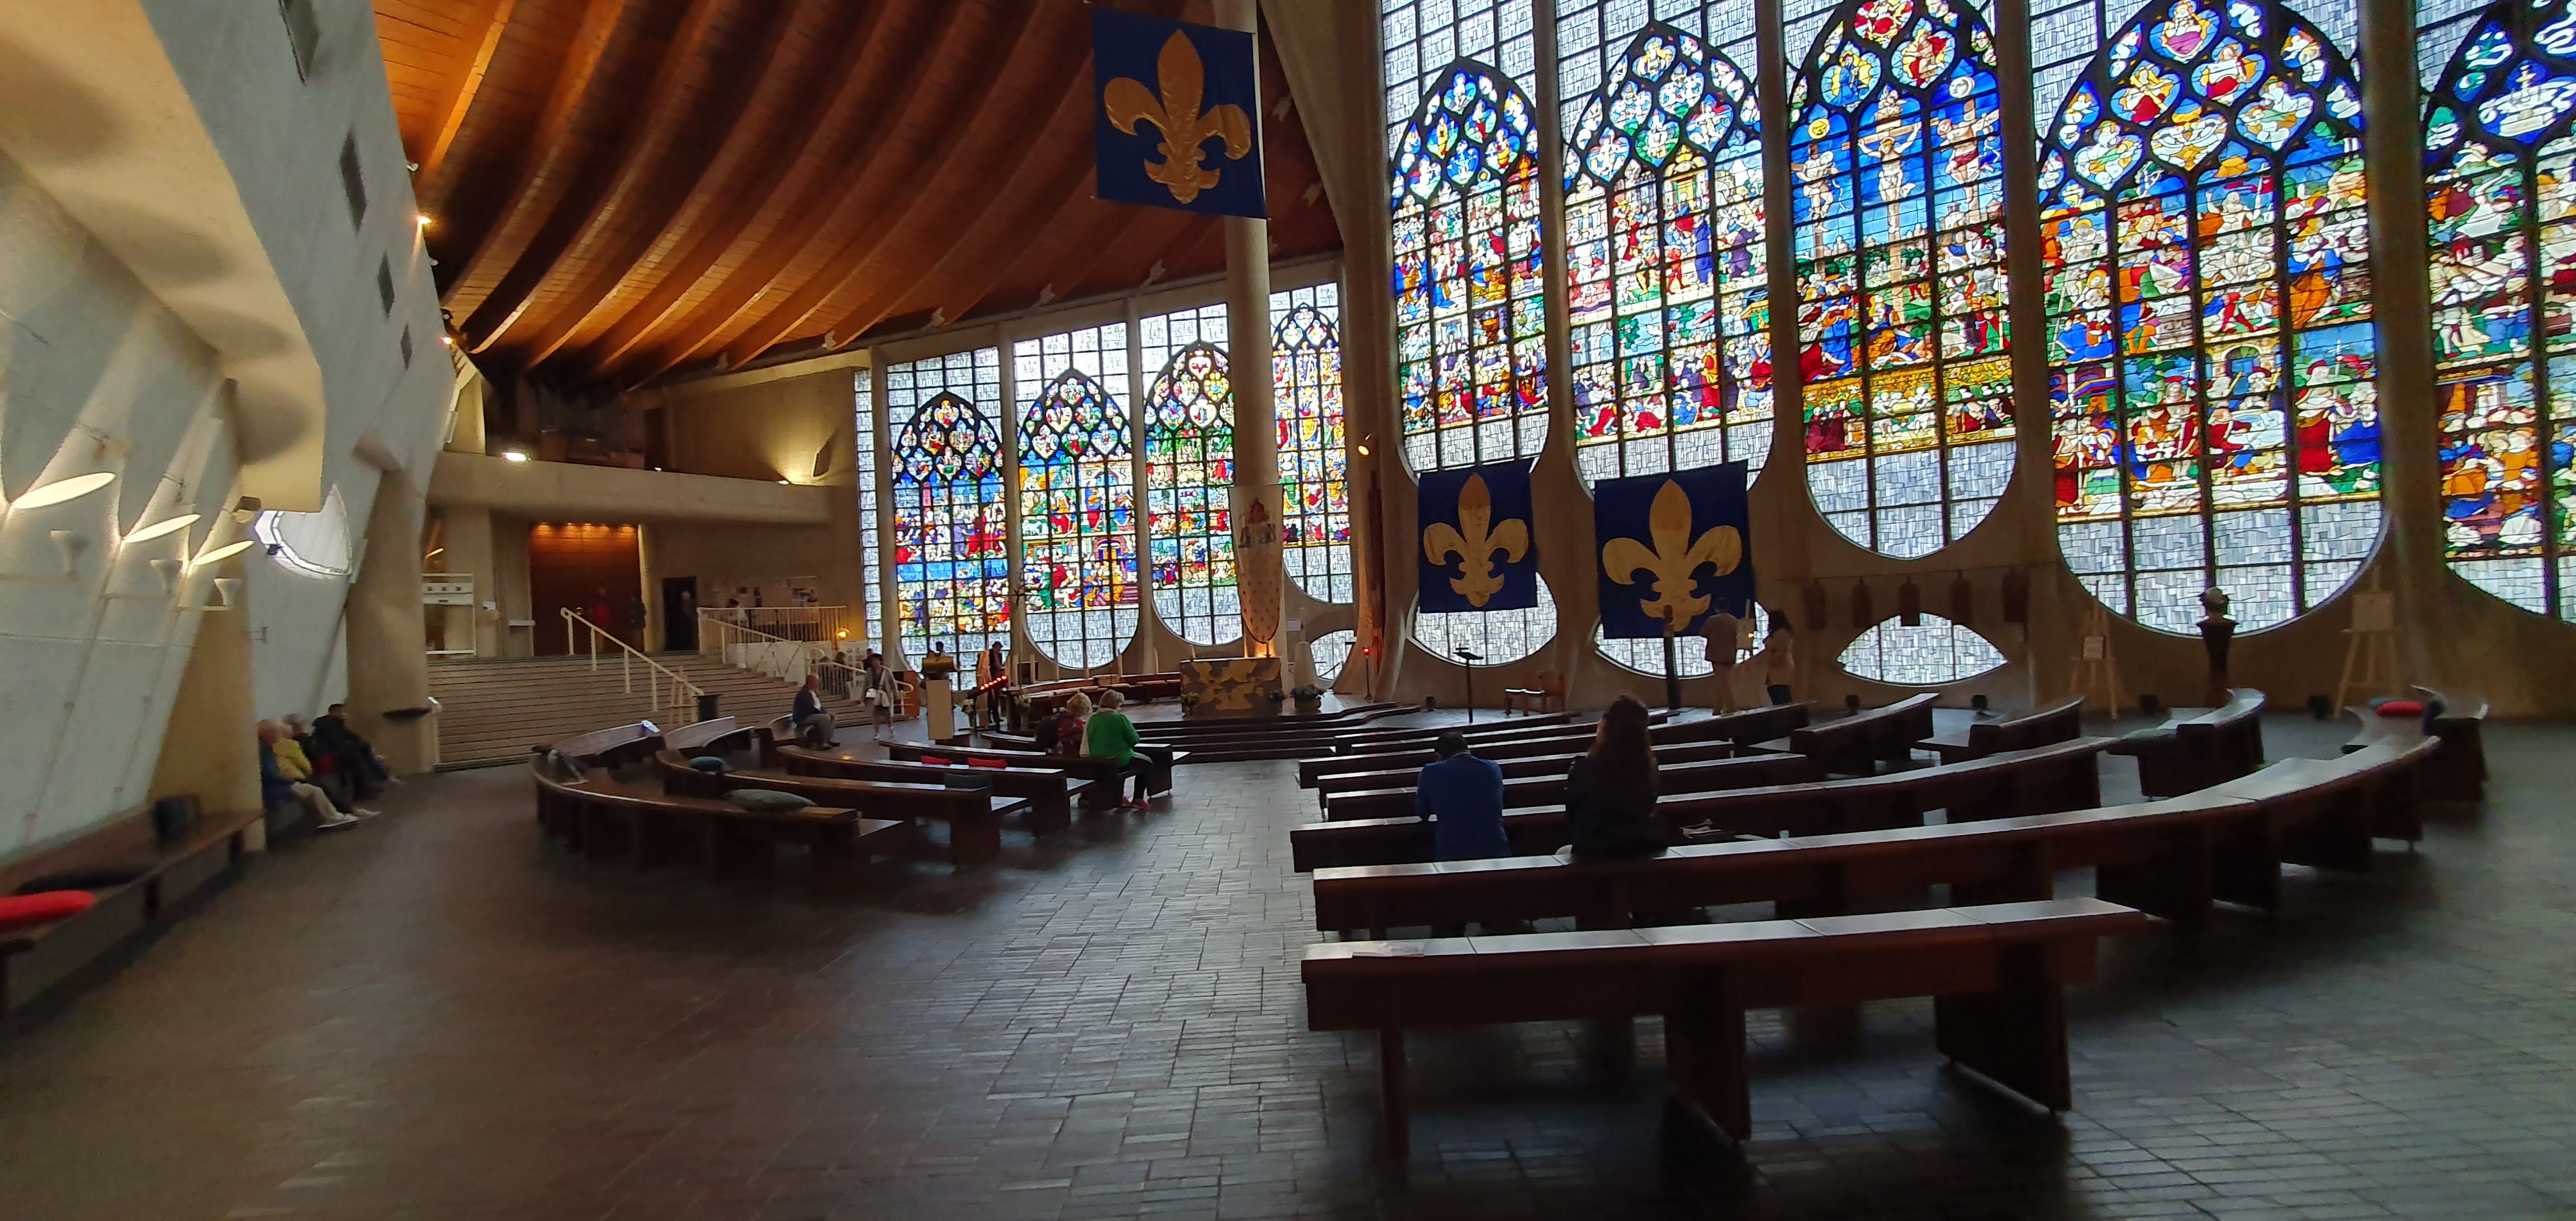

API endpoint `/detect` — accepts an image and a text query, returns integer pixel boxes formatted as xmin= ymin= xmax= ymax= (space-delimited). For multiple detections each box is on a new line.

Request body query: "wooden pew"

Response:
xmin=875 ymin=739 xmax=1124 ymax=808
xmin=2343 ymin=686 xmax=2488 ymax=806
xmin=983 ymin=731 xmax=1188 ymax=789
xmin=1310 ymin=737 xmax=1749 ymax=807
xmin=652 ymin=752 xmax=1027 ymax=869
xmin=1328 ymin=711 xmax=1586 ymax=753
xmin=1916 ymin=695 xmax=2086 ymax=764
xmin=1296 ymin=705 xmax=1806 ymax=789
xmin=0 ymin=796 xmax=262 ymax=1016
xmin=663 ymin=716 xmax=751 ymax=755
xmin=925 ymin=740 xmax=1181 ymax=799
xmin=1289 ymin=738 xmax=2110 ymax=873
xmin=776 ymin=745 xmax=1084 ymax=828
xmin=2110 ymin=689 xmax=2266 ymax=797
xmin=1308 ymin=739 xmax=2435 ymax=934
xmin=1323 ymin=751 xmax=1818 ymax=822
xmin=1782 ymin=693 xmax=1939 ymax=775
xmin=1304 ymin=898 xmax=2150 ymax=1157
xmin=543 ymin=721 xmax=666 ymax=769
xmin=532 ymin=769 xmax=906 ymax=893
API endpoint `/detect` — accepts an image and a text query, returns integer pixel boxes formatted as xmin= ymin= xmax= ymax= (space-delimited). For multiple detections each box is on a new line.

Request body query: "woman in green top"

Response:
xmin=1085 ymin=689 xmax=1150 ymax=808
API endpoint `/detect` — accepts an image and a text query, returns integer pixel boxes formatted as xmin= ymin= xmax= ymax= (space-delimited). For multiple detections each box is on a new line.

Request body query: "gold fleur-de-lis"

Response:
xmin=1602 ymin=480 xmax=1742 ymax=628
xmin=1422 ymin=473 xmax=1529 ymax=608
xmin=1104 ymin=31 xmax=1253 ymax=205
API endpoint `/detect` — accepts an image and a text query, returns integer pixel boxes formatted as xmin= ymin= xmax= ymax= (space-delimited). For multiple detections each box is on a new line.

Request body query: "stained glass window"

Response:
xmin=1559 ymin=5 xmax=1774 ymax=488
xmin=1012 ymin=325 xmax=1138 ymax=669
xmin=885 ymin=351 xmax=1010 ymax=665
xmin=2425 ymin=0 xmax=2576 ymax=620
xmin=2042 ymin=0 xmax=2381 ymax=634
xmin=1794 ymin=0 xmax=2016 ymax=559
xmin=1386 ymin=0 xmax=1559 ymax=668
xmin=854 ymin=369 xmax=880 ymax=649
xmin=1309 ymin=628 xmax=1356 ymax=684
xmin=1271 ymin=285 xmax=1354 ymax=604
xmin=1836 ymin=612 xmax=2006 ymax=683
xmin=1142 ymin=305 xmax=1240 ymax=649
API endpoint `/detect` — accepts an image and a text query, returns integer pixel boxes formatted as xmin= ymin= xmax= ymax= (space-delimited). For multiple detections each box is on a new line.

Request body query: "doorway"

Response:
xmin=662 ymin=576 xmax=699 ymax=652
xmin=528 ymin=523 xmax=642 ymax=655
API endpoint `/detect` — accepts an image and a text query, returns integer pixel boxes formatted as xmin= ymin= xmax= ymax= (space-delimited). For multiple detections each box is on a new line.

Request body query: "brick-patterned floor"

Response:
xmin=1 ymin=714 xmax=2571 ymax=1219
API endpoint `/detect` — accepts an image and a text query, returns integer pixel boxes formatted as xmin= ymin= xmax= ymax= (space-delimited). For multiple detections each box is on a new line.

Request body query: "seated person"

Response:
xmin=1038 ymin=693 xmax=1091 ymax=755
xmin=1565 ymin=695 xmax=1669 ymax=860
xmin=791 ymin=673 xmax=837 ymax=749
xmin=1414 ymin=731 xmax=1508 ymax=862
xmin=261 ymin=721 xmax=371 ymax=829
xmin=310 ymin=704 xmax=392 ymax=797
xmin=1084 ymin=690 xmax=1150 ymax=808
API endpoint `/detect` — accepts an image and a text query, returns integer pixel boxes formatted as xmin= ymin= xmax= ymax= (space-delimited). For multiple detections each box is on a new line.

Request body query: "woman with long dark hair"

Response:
xmin=1565 ymin=695 xmax=1670 ymax=859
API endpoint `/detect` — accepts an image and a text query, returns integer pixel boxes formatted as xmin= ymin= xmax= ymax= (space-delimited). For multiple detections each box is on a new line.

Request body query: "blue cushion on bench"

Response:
xmin=727 ymin=788 xmax=810 ymax=813
xmin=690 ymin=756 xmax=728 ymax=772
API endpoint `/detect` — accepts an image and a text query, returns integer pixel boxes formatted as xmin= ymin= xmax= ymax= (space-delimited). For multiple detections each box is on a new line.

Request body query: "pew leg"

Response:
xmin=1953 ymin=845 xmax=2055 ymax=908
xmin=1378 ymin=1028 xmax=1409 ymax=1162
xmin=2096 ymin=827 xmax=2214 ymax=931
xmin=953 ymin=815 xmax=1002 ymax=868
xmin=2280 ymin=810 xmax=2374 ymax=875
xmin=1663 ymin=972 xmax=1750 ymax=1143
xmin=1934 ymin=943 xmax=2071 ymax=1111
xmin=2210 ymin=824 xmax=2284 ymax=912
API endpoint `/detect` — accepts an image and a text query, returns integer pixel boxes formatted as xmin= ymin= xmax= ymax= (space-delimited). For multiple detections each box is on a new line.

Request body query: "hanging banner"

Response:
xmin=1595 ymin=461 xmax=1756 ymax=639
xmin=1230 ymin=481 xmax=1285 ymax=646
xmin=1092 ymin=8 xmax=1266 ymax=217
xmin=1417 ymin=460 xmax=1538 ymax=613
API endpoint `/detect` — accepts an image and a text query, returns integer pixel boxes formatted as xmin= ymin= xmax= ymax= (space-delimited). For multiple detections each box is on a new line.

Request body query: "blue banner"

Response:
xmin=1595 ymin=462 xmax=1755 ymax=639
xmin=1418 ymin=461 xmax=1538 ymax=613
xmin=1093 ymin=8 xmax=1266 ymax=219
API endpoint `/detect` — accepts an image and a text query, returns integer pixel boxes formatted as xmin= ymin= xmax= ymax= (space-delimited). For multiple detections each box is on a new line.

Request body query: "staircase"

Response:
xmin=428 ymin=653 xmax=874 ymax=768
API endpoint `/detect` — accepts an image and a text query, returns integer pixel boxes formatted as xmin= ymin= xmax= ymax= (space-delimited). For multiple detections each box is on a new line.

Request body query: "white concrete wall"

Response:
xmin=0 ymin=0 xmax=450 ymax=860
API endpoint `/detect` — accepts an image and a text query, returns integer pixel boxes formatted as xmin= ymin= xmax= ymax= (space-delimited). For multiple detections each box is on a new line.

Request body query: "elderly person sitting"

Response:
xmin=260 ymin=721 xmax=371 ymax=830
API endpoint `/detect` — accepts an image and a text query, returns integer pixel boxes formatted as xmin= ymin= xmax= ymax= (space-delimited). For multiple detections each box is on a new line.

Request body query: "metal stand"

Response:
xmin=1456 ymin=647 xmax=1481 ymax=725
xmin=1661 ymin=622 xmax=1682 ymax=712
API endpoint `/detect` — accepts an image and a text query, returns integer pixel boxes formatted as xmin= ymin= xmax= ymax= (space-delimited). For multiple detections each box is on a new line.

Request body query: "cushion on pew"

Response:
xmin=920 ymin=754 xmax=954 ymax=766
xmin=2375 ymin=699 xmax=2425 ymax=718
xmin=690 ymin=756 xmax=728 ymax=772
xmin=726 ymin=789 xmax=812 ymax=813
xmin=13 ymin=867 xmax=148 ymax=896
xmin=967 ymin=756 xmax=1008 ymax=769
xmin=0 ymin=889 xmax=96 ymax=931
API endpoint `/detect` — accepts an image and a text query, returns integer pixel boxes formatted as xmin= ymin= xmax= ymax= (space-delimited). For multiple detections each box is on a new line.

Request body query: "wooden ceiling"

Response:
xmin=374 ymin=0 xmax=1342 ymax=393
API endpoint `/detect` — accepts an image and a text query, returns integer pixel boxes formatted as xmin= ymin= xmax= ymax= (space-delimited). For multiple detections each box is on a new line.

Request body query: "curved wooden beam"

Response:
xmin=437 ymin=0 xmax=625 ymax=315
xmin=570 ymin=0 xmax=965 ymax=382
xmin=458 ymin=0 xmax=731 ymax=353
xmin=414 ymin=0 xmax=520 ymax=210
xmin=618 ymin=0 xmax=1064 ymax=381
xmin=512 ymin=0 xmax=827 ymax=369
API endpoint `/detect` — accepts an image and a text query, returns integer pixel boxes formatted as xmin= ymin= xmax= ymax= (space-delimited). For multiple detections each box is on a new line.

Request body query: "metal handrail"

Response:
xmin=560 ymin=607 xmax=703 ymax=714
xmin=696 ymin=609 xmax=912 ymax=705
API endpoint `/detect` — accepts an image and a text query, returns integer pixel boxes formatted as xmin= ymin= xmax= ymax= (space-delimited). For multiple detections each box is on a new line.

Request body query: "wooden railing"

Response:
xmin=560 ymin=607 xmax=703 ymax=715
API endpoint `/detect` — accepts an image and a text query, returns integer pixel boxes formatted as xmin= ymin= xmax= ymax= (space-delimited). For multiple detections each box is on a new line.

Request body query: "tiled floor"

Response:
xmin=1 ymin=713 xmax=2572 ymax=1219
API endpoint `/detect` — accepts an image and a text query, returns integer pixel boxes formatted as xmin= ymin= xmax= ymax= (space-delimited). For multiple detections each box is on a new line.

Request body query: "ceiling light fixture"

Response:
xmin=123 ymin=513 xmax=201 ymax=545
xmin=10 ymin=471 xmax=116 ymax=511
xmin=503 ymin=451 xmax=531 ymax=463
xmin=417 ymin=214 xmax=433 ymax=228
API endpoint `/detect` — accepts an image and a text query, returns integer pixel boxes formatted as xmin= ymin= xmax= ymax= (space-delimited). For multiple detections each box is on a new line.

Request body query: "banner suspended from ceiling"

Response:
xmin=1092 ymin=8 xmax=1267 ymax=218
xmin=1417 ymin=460 xmax=1538 ymax=614
xmin=1595 ymin=461 xmax=1756 ymax=639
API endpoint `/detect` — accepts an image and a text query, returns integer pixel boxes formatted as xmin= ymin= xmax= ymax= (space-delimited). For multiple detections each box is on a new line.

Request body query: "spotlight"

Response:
xmin=123 ymin=513 xmax=200 ymax=545
xmin=503 ymin=451 xmax=531 ymax=463
xmin=193 ymin=539 xmax=256 ymax=567
xmin=10 ymin=471 xmax=115 ymax=511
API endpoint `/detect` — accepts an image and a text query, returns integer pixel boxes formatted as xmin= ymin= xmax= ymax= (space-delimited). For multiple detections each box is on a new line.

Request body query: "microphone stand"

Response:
xmin=1454 ymin=647 xmax=1482 ymax=725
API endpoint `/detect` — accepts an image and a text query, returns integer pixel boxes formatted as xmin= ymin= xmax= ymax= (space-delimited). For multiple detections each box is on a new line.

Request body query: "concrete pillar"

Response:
xmin=346 ymin=473 xmax=437 ymax=773
xmin=146 ymin=562 xmax=262 ymax=817
xmin=1218 ymin=0 xmax=1283 ymax=658
xmin=439 ymin=503 xmax=500 ymax=656
xmin=1126 ymin=291 xmax=1159 ymax=674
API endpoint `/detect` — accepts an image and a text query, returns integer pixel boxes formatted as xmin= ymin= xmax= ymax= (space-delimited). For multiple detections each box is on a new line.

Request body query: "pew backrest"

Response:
xmin=1787 ymin=694 xmax=1939 ymax=773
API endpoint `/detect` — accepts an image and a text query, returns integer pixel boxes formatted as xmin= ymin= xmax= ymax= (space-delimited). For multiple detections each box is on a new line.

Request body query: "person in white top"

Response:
xmin=1758 ymin=617 xmax=1797 ymax=706
xmin=1700 ymin=605 xmax=1744 ymax=714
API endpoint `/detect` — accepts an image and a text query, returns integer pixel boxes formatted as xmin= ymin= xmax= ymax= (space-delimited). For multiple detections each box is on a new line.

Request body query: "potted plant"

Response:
xmin=1289 ymin=684 xmax=1324 ymax=715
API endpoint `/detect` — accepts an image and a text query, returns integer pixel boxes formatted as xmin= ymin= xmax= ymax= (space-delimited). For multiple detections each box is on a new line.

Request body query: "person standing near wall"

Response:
xmin=1759 ymin=616 xmax=1797 ymax=706
xmin=1701 ymin=605 xmax=1744 ymax=715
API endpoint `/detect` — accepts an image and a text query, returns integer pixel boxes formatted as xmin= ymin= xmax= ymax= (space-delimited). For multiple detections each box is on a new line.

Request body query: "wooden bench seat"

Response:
xmin=1298 ymin=704 xmax=1811 ymax=789
xmin=1916 ymin=695 xmax=2085 ymax=764
xmin=1308 ymin=738 xmax=2435 ymax=935
xmin=1322 ymin=751 xmax=1819 ymax=822
xmin=873 ymin=740 xmax=1127 ymax=809
xmin=0 ymin=797 xmax=262 ymax=1016
xmin=774 ymin=745 xmax=1083 ymax=829
xmin=2343 ymin=686 xmax=2488 ymax=804
xmin=2109 ymin=689 xmax=2266 ymax=797
xmin=1777 ymin=693 xmax=1939 ymax=775
xmin=1290 ymin=738 xmax=2111 ymax=873
xmin=533 ymin=769 xmax=905 ymax=892
xmin=543 ymin=720 xmax=667 ymax=769
xmin=662 ymin=716 xmax=751 ymax=755
xmin=652 ymin=751 xmax=1029 ymax=868
xmin=1310 ymin=738 xmax=1750 ymax=807
xmin=1304 ymin=898 xmax=2149 ymax=1157
xmin=1326 ymin=711 xmax=1588 ymax=753
xmin=926 ymin=741 xmax=1181 ymax=798
xmin=983 ymin=731 xmax=1190 ymax=787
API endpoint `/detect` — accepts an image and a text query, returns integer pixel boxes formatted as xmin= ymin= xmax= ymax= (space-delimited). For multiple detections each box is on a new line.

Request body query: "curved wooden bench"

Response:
xmin=920 ymin=741 xmax=1179 ymax=798
xmin=1309 ymin=738 xmax=2435 ymax=934
xmin=1322 ymin=751 xmax=1818 ymax=822
xmin=2111 ymin=689 xmax=2265 ymax=798
xmin=1306 ymin=899 xmax=2149 ymax=1157
xmin=1310 ymin=737 xmax=1750 ymax=807
xmin=0 ymin=796 xmax=262 ymax=1016
xmin=2343 ymin=685 xmax=2488 ymax=808
xmin=542 ymin=721 xmax=665 ymax=769
xmin=776 ymin=745 xmax=1082 ymax=829
xmin=532 ymin=766 xmax=904 ymax=893
xmin=652 ymin=752 xmax=1025 ymax=868
xmin=663 ymin=716 xmax=751 ymax=755
xmin=1299 ymin=704 xmax=1811 ymax=788
xmin=1917 ymin=695 xmax=2085 ymax=764
xmin=1781 ymin=693 xmax=1939 ymax=775
xmin=1290 ymin=737 xmax=2111 ymax=873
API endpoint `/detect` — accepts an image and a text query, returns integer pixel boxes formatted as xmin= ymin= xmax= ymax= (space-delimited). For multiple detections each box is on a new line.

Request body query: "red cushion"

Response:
xmin=967 ymin=756 xmax=1008 ymax=769
xmin=2377 ymin=699 xmax=2425 ymax=718
xmin=919 ymin=754 xmax=953 ymax=766
xmin=0 ymin=890 xmax=97 ymax=932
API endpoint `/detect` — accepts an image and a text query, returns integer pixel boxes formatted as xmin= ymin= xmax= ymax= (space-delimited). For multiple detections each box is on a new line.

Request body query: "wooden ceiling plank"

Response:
xmin=414 ymin=0 xmax=521 ymax=206
xmin=569 ymin=0 xmax=959 ymax=381
xmin=460 ymin=0 xmax=731 ymax=352
xmin=641 ymin=0 xmax=1078 ymax=380
xmin=437 ymin=0 xmax=626 ymax=311
xmin=513 ymin=0 xmax=828 ymax=369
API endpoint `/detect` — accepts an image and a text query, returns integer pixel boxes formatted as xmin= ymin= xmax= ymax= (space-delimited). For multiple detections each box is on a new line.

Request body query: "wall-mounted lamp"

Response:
xmin=123 ymin=513 xmax=200 ymax=546
xmin=149 ymin=558 xmax=182 ymax=595
xmin=8 ymin=471 xmax=116 ymax=513
xmin=209 ymin=577 xmax=242 ymax=609
xmin=502 ymin=451 xmax=531 ymax=463
xmin=192 ymin=538 xmax=256 ymax=569
xmin=49 ymin=531 xmax=88 ymax=576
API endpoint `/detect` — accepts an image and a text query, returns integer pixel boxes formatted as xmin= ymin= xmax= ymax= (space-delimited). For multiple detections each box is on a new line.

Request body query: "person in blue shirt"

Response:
xmin=792 ymin=673 xmax=837 ymax=749
xmin=1415 ymin=731 xmax=1508 ymax=862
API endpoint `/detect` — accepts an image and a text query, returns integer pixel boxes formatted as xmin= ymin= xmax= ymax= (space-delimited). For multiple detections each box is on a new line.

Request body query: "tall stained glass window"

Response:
xmin=2041 ymin=0 xmax=2380 ymax=633
xmin=1386 ymin=0 xmax=1558 ymax=667
xmin=886 ymin=350 xmax=1010 ymax=664
xmin=1794 ymin=0 xmax=2016 ymax=559
xmin=1014 ymin=324 xmax=1138 ymax=669
xmin=1143 ymin=305 xmax=1240 ymax=648
xmin=2424 ymin=0 xmax=2576 ymax=619
xmin=1560 ymin=3 xmax=1774 ymax=489
xmin=1271 ymin=285 xmax=1354 ymax=604
xmin=854 ymin=368 xmax=881 ymax=649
